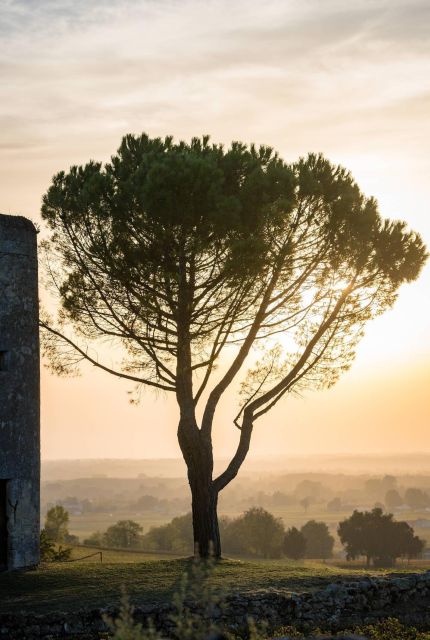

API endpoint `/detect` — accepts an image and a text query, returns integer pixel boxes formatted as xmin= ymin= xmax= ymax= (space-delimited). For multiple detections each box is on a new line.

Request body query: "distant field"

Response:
xmin=1 ymin=553 xmax=427 ymax=615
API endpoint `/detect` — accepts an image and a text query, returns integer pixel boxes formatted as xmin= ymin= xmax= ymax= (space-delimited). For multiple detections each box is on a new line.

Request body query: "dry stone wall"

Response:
xmin=0 ymin=571 xmax=429 ymax=639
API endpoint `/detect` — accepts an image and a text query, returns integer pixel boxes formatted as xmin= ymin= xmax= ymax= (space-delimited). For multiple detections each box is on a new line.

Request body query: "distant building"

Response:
xmin=0 ymin=214 xmax=40 ymax=570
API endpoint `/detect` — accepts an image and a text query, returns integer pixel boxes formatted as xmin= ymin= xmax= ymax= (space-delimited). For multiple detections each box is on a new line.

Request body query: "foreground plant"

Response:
xmin=41 ymin=134 xmax=428 ymax=557
xmin=105 ymin=574 xmax=430 ymax=640
xmin=105 ymin=558 xmax=264 ymax=640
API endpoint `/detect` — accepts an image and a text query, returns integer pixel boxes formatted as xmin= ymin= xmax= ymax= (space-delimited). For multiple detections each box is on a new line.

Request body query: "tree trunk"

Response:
xmin=177 ymin=412 xmax=220 ymax=558
xmin=189 ymin=473 xmax=220 ymax=558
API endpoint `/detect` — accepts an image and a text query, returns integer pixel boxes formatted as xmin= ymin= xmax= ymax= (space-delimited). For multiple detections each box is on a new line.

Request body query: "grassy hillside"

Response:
xmin=0 ymin=552 xmax=427 ymax=615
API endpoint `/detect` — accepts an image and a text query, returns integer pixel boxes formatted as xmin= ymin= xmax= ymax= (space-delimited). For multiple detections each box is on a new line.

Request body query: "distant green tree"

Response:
xmin=40 ymin=529 xmax=56 ymax=561
xmin=338 ymin=507 xmax=425 ymax=567
xmin=403 ymin=531 xmax=426 ymax=560
xmin=300 ymin=497 xmax=311 ymax=514
xmin=64 ymin=532 xmax=80 ymax=545
xmin=142 ymin=513 xmax=193 ymax=553
xmin=283 ymin=526 xmax=307 ymax=559
xmin=135 ymin=495 xmax=160 ymax=510
xmin=271 ymin=491 xmax=292 ymax=507
xmin=385 ymin=489 xmax=403 ymax=509
xmin=301 ymin=520 xmax=334 ymax=559
xmin=83 ymin=531 xmax=104 ymax=547
xmin=404 ymin=488 xmax=430 ymax=510
xmin=44 ymin=505 xmax=70 ymax=543
xmin=223 ymin=507 xmax=285 ymax=559
xmin=295 ymin=480 xmax=324 ymax=501
xmin=104 ymin=520 xmax=143 ymax=548
xmin=327 ymin=497 xmax=342 ymax=512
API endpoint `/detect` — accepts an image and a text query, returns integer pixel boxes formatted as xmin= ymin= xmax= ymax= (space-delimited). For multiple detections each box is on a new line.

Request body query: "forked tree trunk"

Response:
xmin=189 ymin=472 xmax=221 ymax=558
xmin=177 ymin=411 xmax=221 ymax=558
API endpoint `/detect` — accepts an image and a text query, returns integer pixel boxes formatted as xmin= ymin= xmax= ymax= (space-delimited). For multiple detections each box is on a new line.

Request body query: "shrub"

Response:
xmin=105 ymin=558 xmax=266 ymax=640
xmin=44 ymin=505 xmax=70 ymax=543
xmin=40 ymin=529 xmax=56 ymax=561
xmin=283 ymin=527 xmax=306 ymax=560
xmin=142 ymin=513 xmax=193 ymax=553
xmin=83 ymin=531 xmax=104 ymax=547
xmin=104 ymin=520 xmax=143 ymax=548
xmin=222 ymin=507 xmax=284 ymax=558
xmin=300 ymin=520 xmax=334 ymax=559
xmin=40 ymin=530 xmax=72 ymax=562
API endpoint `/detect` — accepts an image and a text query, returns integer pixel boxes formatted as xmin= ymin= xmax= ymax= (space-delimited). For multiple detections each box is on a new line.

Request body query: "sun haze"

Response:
xmin=1 ymin=0 xmax=429 ymax=461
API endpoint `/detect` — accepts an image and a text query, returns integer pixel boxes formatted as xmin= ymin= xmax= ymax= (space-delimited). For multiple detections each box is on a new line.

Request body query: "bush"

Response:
xmin=83 ymin=531 xmax=104 ymax=547
xmin=141 ymin=508 xmax=285 ymax=558
xmin=283 ymin=527 xmax=306 ymax=560
xmin=51 ymin=545 xmax=72 ymax=562
xmin=40 ymin=530 xmax=73 ymax=562
xmin=404 ymin=488 xmax=430 ymax=510
xmin=40 ymin=529 xmax=56 ymax=561
xmin=142 ymin=513 xmax=193 ymax=553
xmin=105 ymin=558 xmax=266 ymax=640
xmin=300 ymin=520 xmax=334 ymax=559
xmin=44 ymin=505 xmax=70 ymax=543
xmin=104 ymin=520 xmax=143 ymax=548
xmin=222 ymin=507 xmax=284 ymax=558
xmin=354 ymin=617 xmax=430 ymax=640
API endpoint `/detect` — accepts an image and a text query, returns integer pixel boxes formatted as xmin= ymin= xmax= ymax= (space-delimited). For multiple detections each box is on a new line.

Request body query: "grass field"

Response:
xmin=0 ymin=550 xmax=428 ymax=615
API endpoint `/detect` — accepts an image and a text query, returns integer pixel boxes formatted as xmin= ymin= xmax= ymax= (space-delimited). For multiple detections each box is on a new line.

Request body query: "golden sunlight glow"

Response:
xmin=1 ymin=0 xmax=429 ymax=460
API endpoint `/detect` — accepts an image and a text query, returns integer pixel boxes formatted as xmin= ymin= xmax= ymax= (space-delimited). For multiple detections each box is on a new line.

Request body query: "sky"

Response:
xmin=1 ymin=0 xmax=429 ymax=461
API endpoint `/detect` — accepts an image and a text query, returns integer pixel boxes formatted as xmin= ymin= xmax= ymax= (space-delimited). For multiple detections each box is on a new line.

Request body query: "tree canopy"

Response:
xmin=283 ymin=526 xmax=307 ymax=560
xmin=404 ymin=488 xmax=430 ymax=509
xmin=300 ymin=520 xmax=334 ymax=559
xmin=104 ymin=520 xmax=143 ymax=549
xmin=44 ymin=505 xmax=70 ymax=543
xmin=222 ymin=507 xmax=285 ymax=558
xmin=338 ymin=508 xmax=425 ymax=567
xmin=40 ymin=133 xmax=428 ymax=556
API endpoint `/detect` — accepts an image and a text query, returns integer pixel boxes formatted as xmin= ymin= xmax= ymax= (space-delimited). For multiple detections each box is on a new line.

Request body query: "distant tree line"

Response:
xmin=44 ymin=493 xmax=190 ymax=516
xmin=385 ymin=487 xmax=430 ymax=510
xmin=42 ymin=475 xmax=430 ymax=523
xmin=83 ymin=507 xmax=334 ymax=559
xmin=82 ymin=506 xmax=425 ymax=566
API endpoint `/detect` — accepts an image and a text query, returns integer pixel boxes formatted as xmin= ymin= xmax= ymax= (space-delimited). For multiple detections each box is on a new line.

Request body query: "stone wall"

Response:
xmin=0 ymin=214 xmax=40 ymax=570
xmin=0 ymin=571 xmax=429 ymax=639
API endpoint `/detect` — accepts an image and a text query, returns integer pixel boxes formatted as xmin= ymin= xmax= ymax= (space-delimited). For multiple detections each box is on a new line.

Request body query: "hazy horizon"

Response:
xmin=42 ymin=451 xmax=430 ymax=462
xmin=41 ymin=453 xmax=430 ymax=481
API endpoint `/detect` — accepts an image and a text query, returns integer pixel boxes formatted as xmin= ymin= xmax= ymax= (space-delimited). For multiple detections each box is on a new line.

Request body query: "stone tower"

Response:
xmin=0 ymin=214 xmax=40 ymax=570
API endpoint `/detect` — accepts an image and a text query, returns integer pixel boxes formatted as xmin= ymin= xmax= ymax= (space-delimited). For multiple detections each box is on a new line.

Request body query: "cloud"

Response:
xmin=1 ymin=1 xmax=429 ymax=173
xmin=2 ymin=1 xmax=429 ymax=460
